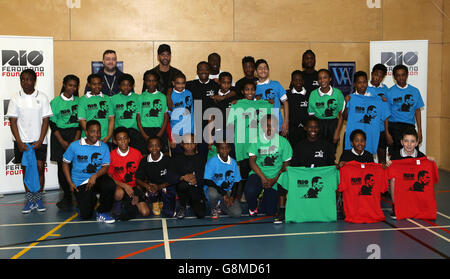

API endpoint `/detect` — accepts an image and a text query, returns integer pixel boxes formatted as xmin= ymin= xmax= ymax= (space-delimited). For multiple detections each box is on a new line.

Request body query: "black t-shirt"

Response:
xmin=290 ymin=138 xmax=335 ymax=167
xmin=169 ymin=153 xmax=205 ymax=186
xmin=339 ymin=149 xmax=374 ymax=163
xmin=211 ymin=88 xmax=236 ymax=141
xmin=235 ymin=77 xmax=258 ymax=99
xmin=286 ymin=88 xmax=311 ymax=129
xmin=186 ymin=79 xmax=221 ymax=130
xmin=302 ymin=70 xmax=319 ymax=95
xmin=135 ymin=155 xmax=173 ymax=185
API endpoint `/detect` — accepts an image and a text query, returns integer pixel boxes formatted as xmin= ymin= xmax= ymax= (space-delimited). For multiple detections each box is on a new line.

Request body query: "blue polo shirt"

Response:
xmin=63 ymin=138 xmax=110 ymax=187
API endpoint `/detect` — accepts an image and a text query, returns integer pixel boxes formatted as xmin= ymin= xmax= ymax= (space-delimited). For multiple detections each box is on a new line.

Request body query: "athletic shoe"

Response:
xmin=96 ymin=212 xmax=115 ymax=224
xmin=56 ymin=199 xmax=72 ymax=212
xmin=273 ymin=208 xmax=285 ymax=224
xmin=35 ymin=199 xmax=46 ymax=212
xmin=390 ymin=205 xmax=397 ymax=220
xmin=152 ymin=202 xmax=161 ymax=216
xmin=176 ymin=207 xmax=186 ymax=219
xmin=211 ymin=208 xmax=219 ymax=219
xmin=22 ymin=201 xmax=35 ymax=214
xmin=249 ymin=208 xmax=258 ymax=217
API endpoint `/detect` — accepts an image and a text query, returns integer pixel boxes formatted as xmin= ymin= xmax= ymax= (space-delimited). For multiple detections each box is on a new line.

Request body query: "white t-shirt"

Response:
xmin=6 ymin=89 xmax=53 ymax=144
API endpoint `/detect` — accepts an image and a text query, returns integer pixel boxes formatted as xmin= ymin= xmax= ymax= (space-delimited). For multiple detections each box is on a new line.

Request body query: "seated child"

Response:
xmin=62 ymin=120 xmax=116 ymax=223
xmin=135 ymin=136 xmax=176 ymax=217
xmin=170 ymin=134 xmax=207 ymax=219
xmin=245 ymin=114 xmax=292 ymax=223
xmin=204 ymin=142 xmax=242 ymax=219
xmin=108 ymin=127 xmax=149 ymax=220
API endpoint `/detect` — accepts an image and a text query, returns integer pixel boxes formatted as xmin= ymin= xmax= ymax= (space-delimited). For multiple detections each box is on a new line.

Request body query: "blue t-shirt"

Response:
xmin=170 ymin=89 xmax=194 ymax=136
xmin=386 ymin=84 xmax=424 ymax=125
xmin=62 ymin=139 xmax=111 ymax=187
xmin=345 ymin=94 xmax=390 ymax=154
xmin=204 ymin=155 xmax=242 ymax=192
xmin=255 ymin=80 xmax=287 ymax=131
xmin=367 ymin=84 xmax=389 ymax=132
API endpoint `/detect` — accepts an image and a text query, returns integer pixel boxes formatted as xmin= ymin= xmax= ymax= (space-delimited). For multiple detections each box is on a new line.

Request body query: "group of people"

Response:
xmin=6 ymin=44 xmax=433 ymax=225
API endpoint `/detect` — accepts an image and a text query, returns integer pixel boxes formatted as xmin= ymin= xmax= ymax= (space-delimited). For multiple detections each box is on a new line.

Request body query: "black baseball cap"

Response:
xmin=157 ymin=44 xmax=171 ymax=55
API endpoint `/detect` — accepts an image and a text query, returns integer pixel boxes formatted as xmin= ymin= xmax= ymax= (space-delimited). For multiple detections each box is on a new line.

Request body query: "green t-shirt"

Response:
xmin=139 ymin=90 xmax=168 ymax=128
xmin=307 ymin=87 xmax=345 ymax=119
xmin=50 ymin=95 xmax=80 ymax=129
xmin=248 ymin=133 xmax=292 ymax=179
xmin=276 ymin=166 xmax=339 ymax=223
xmin=78 ymin=93 xmax=113 ymax=139
xmin=227 ymin=99 xmax=274 ymax=162
xmin=110 ymin=92 xmax=140 ymax=130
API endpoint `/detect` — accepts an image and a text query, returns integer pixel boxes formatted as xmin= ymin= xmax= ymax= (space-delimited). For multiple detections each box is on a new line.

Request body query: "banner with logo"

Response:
xmin=370 ymin=40 xmax=428 ymax=153
xmin=0 ymin=35 xmax=58 ymax=194
xmin=328 ymin=62 xmax=356 ymax=96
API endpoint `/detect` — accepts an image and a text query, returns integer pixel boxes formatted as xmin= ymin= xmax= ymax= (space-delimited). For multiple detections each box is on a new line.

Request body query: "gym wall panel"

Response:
xmin=70 ymin=0 xmax=234 ymax=41
xmin=427 ymin=43 xmax=442 ymax=117
xmin=426 ymin=117 xmax=442 ymax=166
xmin=0 ymin=0 xmax=70 ymax=40
xmin=382 ymin=0 xmax=443 ymax=43
xmin=440 ymin=118 xmax=450 ymax=171
xmin=234 ymin=0 xmax=382 ymax=42
xmin=54 ymin=41 xmax=154 ymax=95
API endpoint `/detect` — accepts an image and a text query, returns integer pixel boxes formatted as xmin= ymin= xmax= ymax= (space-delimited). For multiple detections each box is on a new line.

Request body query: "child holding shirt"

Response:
xmin=7 ymin=69 xmax=53 ymax=213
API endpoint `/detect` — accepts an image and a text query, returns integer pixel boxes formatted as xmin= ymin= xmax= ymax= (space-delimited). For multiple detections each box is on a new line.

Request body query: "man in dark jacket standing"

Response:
xmin=84 ymin=49 xmax=124 ymax=97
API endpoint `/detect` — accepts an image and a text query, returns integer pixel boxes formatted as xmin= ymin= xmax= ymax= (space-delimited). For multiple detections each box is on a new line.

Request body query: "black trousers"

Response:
xmin=175 ymin=181 xmax=206 ymax=218
xmin=73 ymin=174 xmax=116 ymax=219
xmin=57 ymin=162 xmax=72 ymax=201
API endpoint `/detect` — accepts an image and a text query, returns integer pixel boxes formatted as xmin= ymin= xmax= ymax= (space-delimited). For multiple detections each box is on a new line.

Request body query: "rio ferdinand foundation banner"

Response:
xmin=0 ymin=36 xmax=58 ymax=194
xmin=370 ymin=40 xmax=428 ymax=154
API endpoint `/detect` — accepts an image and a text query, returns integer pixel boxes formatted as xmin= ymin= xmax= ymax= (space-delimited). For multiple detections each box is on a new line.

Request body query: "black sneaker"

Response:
xmin=176 ymin=207 xmax=186 ymax=219
xmin=390 ymin=205 xmax=397 ymax=220
xmin=56 ymin=199 xmax=73 ymax=212
xmin=273 ymin=208 xmax=285 ymax=224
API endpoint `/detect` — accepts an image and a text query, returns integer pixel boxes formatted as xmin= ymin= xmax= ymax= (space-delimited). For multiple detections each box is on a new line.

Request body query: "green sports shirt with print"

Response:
xmin=78 ymin=93 xmax=113 ymax=139
xmin=248 ymin=133 xmax=293 ymax=179
xmin=307 ymin=87 xmax=345 ymax=119
xmin=50 ymin=95 xmax=80 ymax=129
xmin=226 ymin=99 xmax=274 ymax=162
xmin=276 ymin=166 xmax=339 ymax=223
xmin=110 ymin=92 xmax=141 ymax=130
xmin=138 ymin=90 xmax=168 ymax=128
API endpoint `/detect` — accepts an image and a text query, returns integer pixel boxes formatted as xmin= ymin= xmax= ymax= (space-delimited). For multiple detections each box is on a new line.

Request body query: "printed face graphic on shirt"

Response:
xmin=97 ymin=101 xmax=108 ymax=119
xmin=302 ymin=176 xmax=324 ymax=199
xmin=324 ymin=99 xmax=337 ymax=117
xmin=400 ymin=94 xmax=414 ymax=112
xmin=148 ymin=99 xmax=162 ymax=117
xmin=68 ymin=105 xmax=79 ymax=124
xmin=83 ymin=152 xmax=102 ymax=173
xmin=360 ymin=105 xmax=377 ymax=124
xmin=359 ymin=174 xmax=374 ymax=195
xmin=410 ymin=170 xmax=430 ymax=192
xmin=124 ymin=161 xmax=137 ymax=183
xmin=264 ymin=89 xmax=275 ymax=100
xmin=259 ymin=145 xmax=279 ymax=166
xmin=122 ymin=101 xmax=137 ymax=119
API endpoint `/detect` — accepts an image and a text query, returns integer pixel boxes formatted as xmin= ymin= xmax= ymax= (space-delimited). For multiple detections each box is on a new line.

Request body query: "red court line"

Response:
xmin=117 ymin=215 xmax=272 ymax=259
xmin=381 ymin=197 xmax=450 ymax=235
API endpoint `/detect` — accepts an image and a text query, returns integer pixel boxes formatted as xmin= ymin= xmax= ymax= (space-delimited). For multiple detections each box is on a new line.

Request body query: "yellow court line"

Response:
xmin=10 ymin=213 xmax=78 ymax=259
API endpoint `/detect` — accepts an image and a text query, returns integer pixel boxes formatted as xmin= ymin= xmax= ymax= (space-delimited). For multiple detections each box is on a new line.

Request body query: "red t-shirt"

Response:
xmin=108 ymin=147 xmax=143 ymax=187
xmin=339 ymin=161 xmax=388 ymax=223
xmin=387 ymin=157 xmax=438 ymax=220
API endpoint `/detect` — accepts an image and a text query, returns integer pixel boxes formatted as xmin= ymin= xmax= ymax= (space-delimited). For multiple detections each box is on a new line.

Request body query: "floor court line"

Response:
xmin=407 ymin=219 xmax=450 ymax=242
xmin=1 ymin=224 xmax=450 ymax=253
xmin=161 ymin=218 xmax=171 ymax=259
xmin=10 ymin=212 xmax=79 ymax=259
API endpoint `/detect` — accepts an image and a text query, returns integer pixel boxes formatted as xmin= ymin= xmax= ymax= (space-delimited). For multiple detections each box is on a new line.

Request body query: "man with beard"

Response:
xmin=84 ymin=50 xmax=124 ymax=96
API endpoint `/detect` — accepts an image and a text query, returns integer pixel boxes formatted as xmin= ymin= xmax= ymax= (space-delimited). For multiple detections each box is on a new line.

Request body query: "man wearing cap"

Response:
xmin=148 ymin=44 xmax=183 ymax=96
